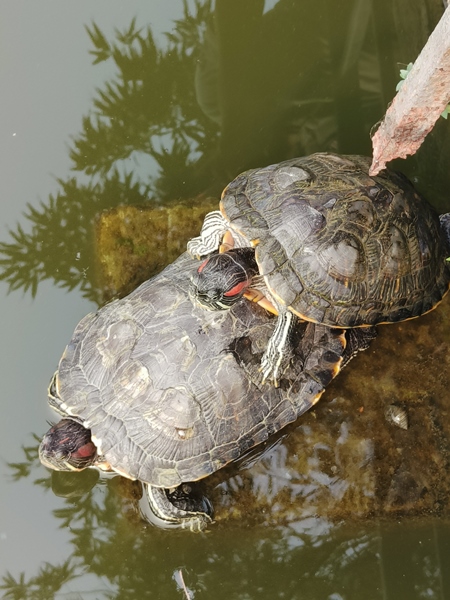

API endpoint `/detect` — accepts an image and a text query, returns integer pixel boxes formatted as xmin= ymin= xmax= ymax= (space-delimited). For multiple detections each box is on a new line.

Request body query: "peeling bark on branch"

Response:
xmin=370 ymin=7 xmax=450 ymax=175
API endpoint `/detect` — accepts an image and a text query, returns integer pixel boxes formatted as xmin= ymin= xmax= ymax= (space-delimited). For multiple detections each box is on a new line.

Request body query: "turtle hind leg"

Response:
xmin=260 ymin=309 xmax=297 ymax=387
xmin=187 ymin=210 xmax=229 ymax=258
xmin=144 ymin=483 xmax=213 ymax=532
xmin=341 ymin=326 xmax=377 ymax=368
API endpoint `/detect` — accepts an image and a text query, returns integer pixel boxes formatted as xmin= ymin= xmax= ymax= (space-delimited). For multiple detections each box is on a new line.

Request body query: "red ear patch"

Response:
xmin=197 ymin=259 xmax=209 ymax=273
xmin=224 ymin=280 xmax=249 ymax=297
xmin=75 ymin=441 xmax=96 ymax=458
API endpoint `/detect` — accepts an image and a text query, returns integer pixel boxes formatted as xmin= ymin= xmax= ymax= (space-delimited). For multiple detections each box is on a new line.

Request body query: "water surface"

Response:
xmin=1 ymin=1 xmax=450 ymax=598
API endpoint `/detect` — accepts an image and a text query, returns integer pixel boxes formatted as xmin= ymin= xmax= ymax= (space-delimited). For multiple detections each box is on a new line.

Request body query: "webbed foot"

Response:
xmin=187 ymin=210 xmax=228 ymax=258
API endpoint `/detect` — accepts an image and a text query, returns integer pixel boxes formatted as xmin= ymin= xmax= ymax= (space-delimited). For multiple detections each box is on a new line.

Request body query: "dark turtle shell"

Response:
xmin=49 ymin=252 xmax=354 ymax=489
xmin=220 ymin=153 xmax=450 ymax=327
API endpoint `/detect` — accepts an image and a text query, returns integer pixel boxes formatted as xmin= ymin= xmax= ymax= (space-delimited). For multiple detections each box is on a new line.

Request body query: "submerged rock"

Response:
xmin=206 ymin=296 xmax=450 ymax=525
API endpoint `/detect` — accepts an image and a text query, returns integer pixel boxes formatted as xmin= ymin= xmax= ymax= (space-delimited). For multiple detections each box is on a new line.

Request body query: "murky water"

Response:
xmin=1 ymin=1 xmax=450 ymax=598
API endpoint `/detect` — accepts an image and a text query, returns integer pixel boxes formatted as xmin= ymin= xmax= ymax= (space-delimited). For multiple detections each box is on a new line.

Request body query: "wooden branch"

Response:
xmin=370 ymin=7 xmax=450 ymax=175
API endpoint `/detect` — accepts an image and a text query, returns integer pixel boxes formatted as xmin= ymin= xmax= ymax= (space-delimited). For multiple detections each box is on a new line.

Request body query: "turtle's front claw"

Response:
xmin=187 ymin=238 xmax=205 ymax=259
xmin=259 ymin=348 xmax=289 ymax=387
xmin=259 ymin=353 xmax=282 ymax=388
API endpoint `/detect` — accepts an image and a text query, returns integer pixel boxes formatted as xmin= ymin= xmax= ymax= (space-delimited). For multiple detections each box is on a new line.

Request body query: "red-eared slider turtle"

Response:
xmin=188 ymin=153 xmax=450 ymax=384
xmin=39 ymin=252 xmax=375 ymax=531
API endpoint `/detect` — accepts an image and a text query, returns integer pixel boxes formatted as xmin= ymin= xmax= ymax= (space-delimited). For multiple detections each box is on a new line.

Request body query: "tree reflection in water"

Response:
xmin=1 ymin=0 xmax=411 ymax=305
xmin=2 ymin=0 xmax=450 ymax=597
xmin=3 ymin=432 xmax=450 ymax=599
xmin=0 ymin=0 xmax=218 ymax=305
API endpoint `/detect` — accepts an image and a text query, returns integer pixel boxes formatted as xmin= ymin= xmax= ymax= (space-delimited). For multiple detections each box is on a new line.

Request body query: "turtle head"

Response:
xmin=190 ymin=248 xmax=258 ymax=311
xmin=39 ymin=418 xmax=97 ymax=472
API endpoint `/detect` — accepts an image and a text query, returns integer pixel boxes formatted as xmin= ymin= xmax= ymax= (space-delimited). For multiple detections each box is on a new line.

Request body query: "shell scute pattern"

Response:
xmin=95 ymin=319 xmax=142 ymax=368
xmin=318 ymin=230 xmax=366 ymax=280
xmin=264 ymin=262 xmax=301 ymax=307
xmin=379 ymin=225 xmax=410 ymax=278
xmin=50 ymin=253 xmax=352 ymax=489
xmin=113 ymin=360 xmax=151 ymax=404
xmin=222 ymin=194 xmax=266 ymax=243
xmin=270 ymin=199 xmax=324 ymax=256
xmin=272 ymin=165 xmax=313 ymax=190
xmin=219 ymin=153 xmax=450 ymax=327
xmin=256 ymin=235 xmax=287 ymax=276
xmin=340 ymin=198 xmax=377 ymax=234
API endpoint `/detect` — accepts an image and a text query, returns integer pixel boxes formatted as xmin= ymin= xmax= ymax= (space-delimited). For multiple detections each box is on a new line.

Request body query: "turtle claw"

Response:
xmin=259 ymin=365 xmax=279 ymax=388
xmin=259 ymin=339 xmax=290 ymax=388
xmin=259 ymin=351 xmax=284 ymax=388
xmin=187 ymin=238 xmax=211 ymax=260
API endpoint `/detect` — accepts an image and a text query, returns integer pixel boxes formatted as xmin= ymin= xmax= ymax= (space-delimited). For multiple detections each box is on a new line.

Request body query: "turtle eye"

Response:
xmin=206 ymin=289 xmax=221 ymax=300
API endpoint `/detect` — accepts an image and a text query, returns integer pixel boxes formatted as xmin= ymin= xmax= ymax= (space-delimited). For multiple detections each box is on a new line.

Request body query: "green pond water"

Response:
xmin=1 ymin=1 xmax=450 ymax=598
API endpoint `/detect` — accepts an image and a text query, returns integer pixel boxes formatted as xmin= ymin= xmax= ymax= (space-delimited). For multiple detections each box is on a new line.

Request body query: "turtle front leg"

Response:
xmin=187 ymin=210 xmax=229 ymax=258
xmin=260 ymin=309 xmax=296 ymax=387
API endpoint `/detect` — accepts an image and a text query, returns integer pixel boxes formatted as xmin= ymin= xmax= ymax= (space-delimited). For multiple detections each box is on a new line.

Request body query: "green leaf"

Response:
xmin=396 ymin=62 xmax=414 ymax=91
xmin=399 ymin=62 xmax=414 ymax=80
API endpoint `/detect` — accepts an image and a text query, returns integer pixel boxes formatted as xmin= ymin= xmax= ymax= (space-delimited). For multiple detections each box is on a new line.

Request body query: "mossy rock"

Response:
xmin=206 ymin=296 xmax=450 ymax=525
xmin=95 ymin=202 xmax=450 ymax=525
xmin=96 ymin=198 xmax=216 ymax=300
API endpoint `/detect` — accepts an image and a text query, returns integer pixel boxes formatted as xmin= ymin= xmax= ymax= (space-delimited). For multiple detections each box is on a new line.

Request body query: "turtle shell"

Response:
xmin=51 ymin=252 xmax=349 ymax=489
xmin=220 ymin=153 xmax=450 ymax=327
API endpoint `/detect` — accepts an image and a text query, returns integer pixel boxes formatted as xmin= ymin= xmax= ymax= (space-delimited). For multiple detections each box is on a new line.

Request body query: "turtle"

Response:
xmin=187 ymin=153 xmax=450 ymax=385
xmin=39 ymin=251 xmax=376 ymax=531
